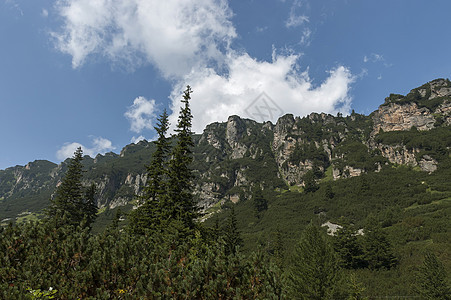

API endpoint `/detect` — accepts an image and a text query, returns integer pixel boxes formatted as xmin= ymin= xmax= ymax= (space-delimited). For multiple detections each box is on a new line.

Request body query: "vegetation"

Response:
xmin=45 ymin=147 xmax=97 ymax=228
xmin=0 ymin=80 xmax=450 ymax=298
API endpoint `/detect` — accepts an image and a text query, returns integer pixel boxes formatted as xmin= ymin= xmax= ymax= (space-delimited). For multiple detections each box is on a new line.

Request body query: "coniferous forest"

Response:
xmin=1 ymin=85 xmax=450 ymax=299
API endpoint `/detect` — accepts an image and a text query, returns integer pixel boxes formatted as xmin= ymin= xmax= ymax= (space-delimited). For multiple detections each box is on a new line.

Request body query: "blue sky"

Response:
xmin=1 ymin=0 xmax=450 ymax=170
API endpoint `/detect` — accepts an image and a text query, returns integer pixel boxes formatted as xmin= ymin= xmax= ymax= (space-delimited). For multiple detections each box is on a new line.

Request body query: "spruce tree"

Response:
xmin=362 ymin=221 xmax=397 ymax=270
xmin=166 ymin=86 xmax=198 ymax=229
xmin=144 ymin=109 xmax=171 ymax=203
xmin=46 ymin=147 xmax=97 ymax=227
xmin=286 ymin=223 xmax=340 ymax=299
xmin=129 ymin=110 xmax=170 ymax=234
xmin=224 ymin=206 xmax=242 ymax=255
xmin=333 ymin=223 xmax=366 ymax=269
xmin=253 ymin=187 xmax=267 ymax=218
xmin=303 ymin=170 xmax=319 ymax=193
xmin=83 ymin=183 xmax=98 ymax=228
xmin=416 ymin=252 xmax=450 ymax=299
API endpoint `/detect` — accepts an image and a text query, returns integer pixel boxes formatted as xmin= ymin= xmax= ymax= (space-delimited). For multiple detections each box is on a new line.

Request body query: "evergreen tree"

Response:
xmin=167 ymin=86 xmax=198 ymax=229
xmin=333 ymin=223 xmax=366 ymax=269
xmin=416 ymin=252 xmax=450 ymax=299
xmin=144 ymin=109 xmax=171 ymax=203
xmin=362 ymin=221 xmax=397 ymax=270
xmin=224 ymin=206 xmax=242 ymax=255
xmin=83 ymin=183 xmax=98 ymax=228
xmin=273 ymin=227 xmax=284 ymax=268
xmin=303 ymin=170 xmax=319 ymax=193
xmin=46 ymin=147 xmax=96 ymax=227
xmin=286 ymin=223 xmax=340 ymax=299
xmin=324 ymin=183 xmax=335 ymax=199
xmin=253 ymin=186 xmax=267 ymax=218
xmin=129 ymin=110 xmax=170 ymax=234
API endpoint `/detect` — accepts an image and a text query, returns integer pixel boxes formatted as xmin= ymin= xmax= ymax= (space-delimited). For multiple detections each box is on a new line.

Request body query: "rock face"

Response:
xmin=372 ymin=78 xmax=451 ymax=133
xmin=1 ymin=78 xmax=450 ymax=222
xmin=372 ymin=102 xmax=436 ymax=132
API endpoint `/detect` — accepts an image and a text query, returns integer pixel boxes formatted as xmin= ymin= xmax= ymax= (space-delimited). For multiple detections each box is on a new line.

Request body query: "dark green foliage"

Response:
xmin=167 ymin=86 xmax=198 ymax=229
xmin=375 ymin=126 xmax=451 ymax=161
xmin=224 ymin=206 xmax=243 ymax=255
xmin=253 ymin=187 xmax=268 ymax=218
xmin=333 ymin=140 xmax=386 ymax=172
xmin=324 ymin=183 xmax=335 ymax=199
xmin=381 ymin=79 xmax=450 ymax=111
xmin=416 ymin=252 xmax=450 ymax=299
xmin=146 ymin=109 xmax=171 ymax=202
xmin=83 ymin=183 xmax=98 ymax=228
xmin=286 ymin=223 xmax=341 ymax=299
xmin=1 ymin=80 xmax=450 ymax=298
xmin=362 ymin=220 xmax=397 ymax=270
xmin=0 ymin=220 xmax=283 ymax=299
xmin=45 ymin=148 xmax=97 ymax=228
xmin=288 ymin=142 xmax=329 ymax=172
xmin=334 ymin=223 xmax=366 ymax=269
xmin=128 ymin=110 xmax=171 ymax=234
xmin=302 ymin=170 xmax=319 ymax=193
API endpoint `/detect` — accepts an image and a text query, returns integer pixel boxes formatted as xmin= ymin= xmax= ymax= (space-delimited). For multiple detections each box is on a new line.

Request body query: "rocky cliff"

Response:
xmin=1 ymin=79 xmax=450 ymax=224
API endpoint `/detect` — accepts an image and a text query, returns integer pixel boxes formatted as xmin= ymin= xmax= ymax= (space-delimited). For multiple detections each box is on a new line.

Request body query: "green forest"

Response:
xmin=1 ymin=86 xmax=450 ymax=299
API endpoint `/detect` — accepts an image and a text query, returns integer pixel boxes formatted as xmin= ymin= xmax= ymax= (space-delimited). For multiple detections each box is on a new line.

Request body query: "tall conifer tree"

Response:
xmin=253 ymin=187 xmax=267 ymax=218
xmin=129 ymin=110 xmax=170 ymax=233
xmin=224 ymin=206 xmax=243 ymax=255
xmin=286 ymin=223 xmax=340 ymax=299
xmin=166 ymin=86 xmax=198 ymax=229
xmin=46 ymin=147 xmax=97 ymax=227
xmin=416 ymin=252 xmax=450 ymax=299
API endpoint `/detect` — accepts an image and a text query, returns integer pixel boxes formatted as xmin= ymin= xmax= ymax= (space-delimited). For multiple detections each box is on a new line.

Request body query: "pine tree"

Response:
xmin=362 ymin=221 xmax=397 ymax=270
xmin=273 ymin=227 xmax=284 ymax=268
xmin=46 ymin=147 xmax=96 ymax=227
xmin=253 ymin=187 xmax=267 ymax=218
xmin=303 ymin=170 xmax=319 ymax=193
xmin=166 ymin=86 xmax=198 ymax=229
xmin=144 ymin=109 xmax=171 ymax=203
xmin=286 ymin=223 xmax=340 ymax=299
xmin=83 ymin=183 xmax=98 ymax=228
xmin=333 ymin=223 xmax=366 ymax=269
xmin=324 ymin=183 xmax=335 ymax=199
xmin=416 ymin=252 xmax=450 ymax=299
xmin=224 ymin=206 xmax=242 ymax=255
xmin=129 ymin=110 xmax=170 ymax=234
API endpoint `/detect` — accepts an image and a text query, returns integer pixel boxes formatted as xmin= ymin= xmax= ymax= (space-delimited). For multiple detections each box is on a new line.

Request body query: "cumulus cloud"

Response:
xmin=124 ymin=96 xmax=156 ymax=133
xmin=56 ymin=137 xmax=115 ymax=161
xmin=54 ymin=0 xmax=354 ymax=134
xmin=170 ymin=51 xmax=354 ymax=132
xmin=52 ymin=0 xmax=236 ymax=77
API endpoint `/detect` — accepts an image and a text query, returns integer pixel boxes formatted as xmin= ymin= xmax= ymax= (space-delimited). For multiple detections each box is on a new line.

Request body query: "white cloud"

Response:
xmin=130 ymin=135 xmax=146 ymax=144
xmin=54 ymin=0 xmax=354 ymax=135
xmin=56 ymin=137 xmax=115 ymax=161
xmin=170 ymin=51 xmax=354 ymax=133
xmin=300 ymin=28 xmax=312 ymax=45
xmin=52 ymin=0 xmax=236 ymax=77
xmin=41 ymin=8 xmax=49 ymax=18
xmin=125 ymin=96 xmax=156 ymax=133
xmin=364 ymin=53 xmax=384 ymax=63
xmin=286 ymin=14 xmax=309 ymax=28
xmin=285 ymin=0 xmax=309 ymax=28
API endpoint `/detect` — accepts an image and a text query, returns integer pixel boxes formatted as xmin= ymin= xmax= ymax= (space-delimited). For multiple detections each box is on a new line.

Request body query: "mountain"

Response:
xmin=1 ymin=78 xmax=450 ymax=227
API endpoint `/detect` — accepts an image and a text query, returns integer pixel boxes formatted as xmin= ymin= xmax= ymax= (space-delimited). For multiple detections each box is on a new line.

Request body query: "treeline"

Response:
xmin=1 ymin=87 xmax=449 ymax=299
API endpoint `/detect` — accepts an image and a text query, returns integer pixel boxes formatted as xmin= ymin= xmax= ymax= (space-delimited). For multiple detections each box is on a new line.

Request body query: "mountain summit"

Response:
xmin=1 ymin=78 xmax=450 ymax=224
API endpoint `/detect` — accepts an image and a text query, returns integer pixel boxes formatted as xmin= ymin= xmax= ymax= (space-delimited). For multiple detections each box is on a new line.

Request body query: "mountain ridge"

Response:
xmin=1 ymin=78 xmax=450 ymax=224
